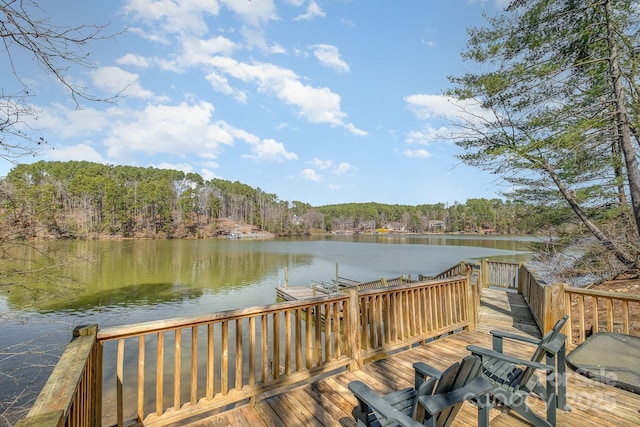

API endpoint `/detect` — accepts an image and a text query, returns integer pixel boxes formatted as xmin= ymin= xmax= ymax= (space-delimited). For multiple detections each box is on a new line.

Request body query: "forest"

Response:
xmin=0 ymin=160 xmax=547 ymax=240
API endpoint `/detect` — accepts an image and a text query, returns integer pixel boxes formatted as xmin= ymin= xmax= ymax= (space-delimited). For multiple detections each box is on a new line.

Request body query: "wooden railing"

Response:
xmin=18 ymin=275 xmax=475 ymax=427
xmin=564 ymin=286 xmax=640 ymax=346
xmin=480 ymin=260 xmax=520 ymax=290
xmin=430 ymin=261 xmax=470 ymax=280
xmin=97 ymin=295 xmax=353 ymax=426
xmin=358 ymin=277 xmax=473 ymax=359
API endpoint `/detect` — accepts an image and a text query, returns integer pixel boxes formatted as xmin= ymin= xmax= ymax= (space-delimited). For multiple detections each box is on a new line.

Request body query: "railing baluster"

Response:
xmin=261 ymin=314 xmax=268 ymax=382
xmin=235 ymin=319 xmax=243 ymax=391
xmin=174 ymin=329 xmax=181 ymax=410
xmin=315 ymin=303 xmax=322 ymax=367
xmin=304 ymin=307 xmax=312 ymax=369
xmin=156 ymin=331 xmax=164 ymax=416
xmin=191 ymin=327 xmax=197 ymax=405
xmin=206 ymin=324 xmax=214 ymax=399
xmin=249 ymin=316 xmax=256 ymax=386
xmin=221 ymin=321 xmax=228 ymax=396
xmin=295 ymin=308 xmax=302 ymax=371
xmin=283 ymin=310 xmax=289 ymax=376
xmin=137 ymin=336 xmax=145 ymax=421
xmin=117 ymin=339 xmax=124 ymax=427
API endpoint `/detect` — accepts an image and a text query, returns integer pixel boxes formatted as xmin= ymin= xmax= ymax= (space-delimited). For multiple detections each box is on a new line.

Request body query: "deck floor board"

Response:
xmin=186 ymin=289 xmax=640 ymax=427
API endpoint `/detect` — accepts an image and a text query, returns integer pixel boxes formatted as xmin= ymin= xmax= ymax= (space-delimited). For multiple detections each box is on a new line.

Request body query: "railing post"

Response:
xmin=517 ymin=263 xmax=524 ymax=294
xmin=465 ymin=273 xmax=478 ymax=331
xmin=481 ymin=259 xmax=489 ymax=288
xmin=345 ymin=289 xmax=362 ymax=370
xmin=542 ymin=283 xmax=567 ymax=333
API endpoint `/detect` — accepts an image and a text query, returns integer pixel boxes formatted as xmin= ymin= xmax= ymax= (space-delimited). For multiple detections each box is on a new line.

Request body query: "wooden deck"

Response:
xmin=185 ymin=289 xmax=640 ymax=427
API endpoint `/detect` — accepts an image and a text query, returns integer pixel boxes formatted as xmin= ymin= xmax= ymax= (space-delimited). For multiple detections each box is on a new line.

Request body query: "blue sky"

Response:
xmin=4 ymin=0 xmax=511 ymax=206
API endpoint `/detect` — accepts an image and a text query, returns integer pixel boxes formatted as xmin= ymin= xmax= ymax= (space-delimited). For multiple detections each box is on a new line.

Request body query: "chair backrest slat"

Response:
xmin=520 ymin=315 xmax=568 ymax=387
xmin=435 ymin=356 xmax=482 ymax=427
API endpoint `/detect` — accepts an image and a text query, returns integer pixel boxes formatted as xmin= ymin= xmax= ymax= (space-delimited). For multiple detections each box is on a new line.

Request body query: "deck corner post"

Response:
xmin=73 ymin=324 xmax=98 ymax=339
xmin=345 ymin=289 xmax=362 ymax=370
xmin=545 ymin=282 xmax=567 ymax=334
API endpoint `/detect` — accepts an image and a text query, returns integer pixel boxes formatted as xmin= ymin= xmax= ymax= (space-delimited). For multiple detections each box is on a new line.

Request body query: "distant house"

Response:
xmin=384 ymin=221 xmax=406 ymax=232
xmin=291 ymin=215 xmax=303 ymax=226
xmin=427 ymin=220 xmax=446 ymax=231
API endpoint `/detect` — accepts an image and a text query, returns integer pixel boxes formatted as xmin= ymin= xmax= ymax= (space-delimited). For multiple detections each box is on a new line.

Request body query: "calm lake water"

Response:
xmin=0 ymin=234 xmax=535 ymax=425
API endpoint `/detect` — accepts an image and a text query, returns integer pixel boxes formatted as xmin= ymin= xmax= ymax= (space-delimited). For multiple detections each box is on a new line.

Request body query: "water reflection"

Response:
xmin=1 ymin=236 xmax=536 ymax=312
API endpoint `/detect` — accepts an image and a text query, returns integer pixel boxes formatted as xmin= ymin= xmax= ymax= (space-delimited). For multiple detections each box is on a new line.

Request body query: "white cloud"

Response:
xmin=180 ymin=36 xmax=239 ymax=67
xmin=404 ymin=94 xmax=491 ymax=122
xmin=294 ymin=1 xmax=325 ymax=21
xmin=209 ymin=56 xmax=366 ymax=135
xmin=309 ymin=158 xmax=333 ymax=169
xmin=205 ymin=71 xmax=248 ymax=103
xmin=153 ymin=162 xmax=194 ymax=173
xmin=200 ymin=168 xmax=219 ymax=181
xmin=102 ymin=101 xmax=236 ymax=163
xmin=333 ymin=162 xmax=354 ymax=175
xmin=35 ymin=104 xmax=111 ymax=138
xmin=300 ymin=168 xmax=323 ymax=182
xmin=405 ymin=127 xmax=452 ymax=145
xmin=92 ymin=66 xmax=155 ymax=99
xmin=44 ymin=143 xmax=106 ymax=163
xmin=241 ymin=27 xmax=287 ymax=54
xmin=123 ymin=0 xmax=221 ymax=36
xmin=403 ymin=149 xmax=432 ymax=158
xmin=310 ymin=44 xmax=350 ymax=73
xmin=244 ymin=138 xmax=298 ymax=162
xmin=116 ymin=53 xmax=150 ymax=68
xmin=220 ymin=0 xmax=276 ymax=27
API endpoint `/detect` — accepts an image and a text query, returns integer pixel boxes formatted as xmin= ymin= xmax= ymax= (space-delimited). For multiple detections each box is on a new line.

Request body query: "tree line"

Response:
xmin=0 ymin=160 xmax=546 ymax=239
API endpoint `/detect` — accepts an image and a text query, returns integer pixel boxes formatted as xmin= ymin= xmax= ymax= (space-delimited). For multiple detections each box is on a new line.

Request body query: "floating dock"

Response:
xmin=276 ymin=275 xmax=422 ymax=302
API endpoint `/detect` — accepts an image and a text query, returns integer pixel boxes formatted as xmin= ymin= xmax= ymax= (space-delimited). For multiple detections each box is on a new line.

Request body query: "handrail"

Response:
xmin=15 ymin=325 xmax=101 ymax=427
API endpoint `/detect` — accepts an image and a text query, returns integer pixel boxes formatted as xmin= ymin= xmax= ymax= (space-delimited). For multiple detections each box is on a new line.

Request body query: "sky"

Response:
xmin=3 ymin=0 xmax=512 ymax=206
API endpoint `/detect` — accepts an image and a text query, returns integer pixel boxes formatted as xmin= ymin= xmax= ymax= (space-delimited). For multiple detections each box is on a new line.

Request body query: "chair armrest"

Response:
xmin=467 ymin=345 xmax=553 ymax=372
xmin=413 ymin=362 xmax=443 ymax=380
xmin=541 ymin=334 xmax=566 ymax=355
xmin=490 ymin=329 xmax=540 ymax=345
xmin=348 ymin=381 xmax=424 ymax=427
xmin=417 ymin=376 xmax=492 ymax=416
xmin=413 ymin=362 xmax=443 ymax=391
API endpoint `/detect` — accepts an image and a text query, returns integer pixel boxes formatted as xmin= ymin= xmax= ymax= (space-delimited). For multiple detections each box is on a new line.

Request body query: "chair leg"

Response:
xmin=555 ymin=343 xmax=571 ymax=411
xmin=477 ymin=393 xmax=491 ymax=427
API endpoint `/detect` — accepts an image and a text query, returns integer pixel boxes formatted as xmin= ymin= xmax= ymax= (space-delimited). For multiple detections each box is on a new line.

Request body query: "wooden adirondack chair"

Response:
xmin=467 ymin=315 xmax=570 ymax=427
xmin=348 ymin=355 xmax=492 ymax=427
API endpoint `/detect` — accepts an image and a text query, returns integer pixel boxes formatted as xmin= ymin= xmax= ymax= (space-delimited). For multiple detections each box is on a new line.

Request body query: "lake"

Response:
xmin=0 ymin=234 xmax=535 ymax=425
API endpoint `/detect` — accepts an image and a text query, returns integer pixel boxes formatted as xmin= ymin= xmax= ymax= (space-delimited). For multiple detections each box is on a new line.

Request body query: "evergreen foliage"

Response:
xmin=0 ymin=161 xmax=540 ymax=238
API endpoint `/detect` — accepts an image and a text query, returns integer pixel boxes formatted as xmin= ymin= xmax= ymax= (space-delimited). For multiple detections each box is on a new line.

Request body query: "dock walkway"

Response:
xmin=187 ymin=289 xmax=640 ymax=426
